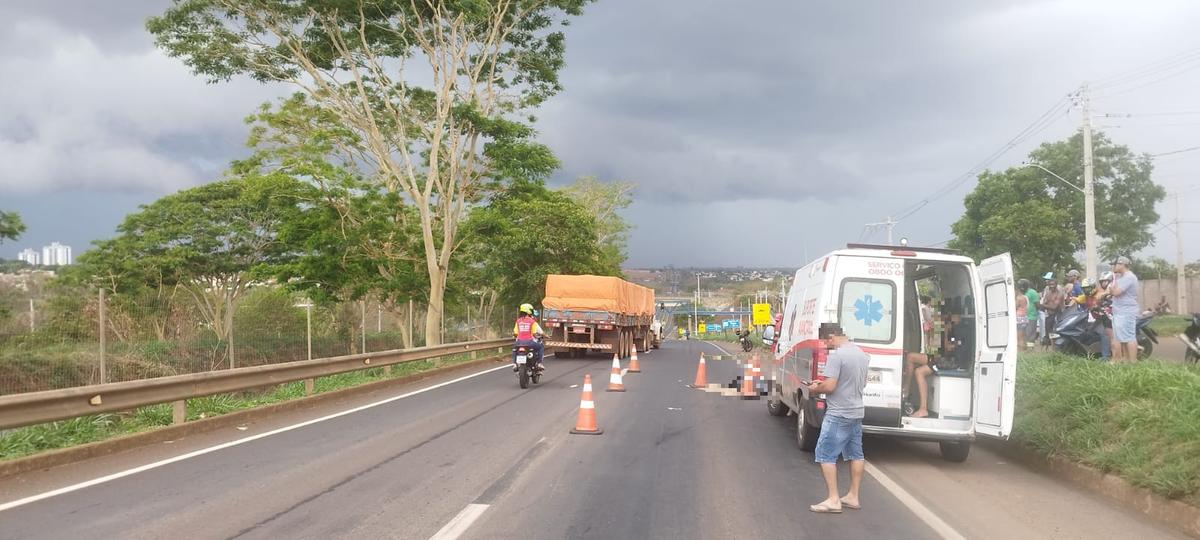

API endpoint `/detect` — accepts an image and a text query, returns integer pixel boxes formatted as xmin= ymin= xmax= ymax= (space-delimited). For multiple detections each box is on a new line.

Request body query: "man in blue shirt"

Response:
xmin=1108 ymin=257 xmax=1140 ymax=362
xmin=807 ymin=323 xmax=869 ymax=514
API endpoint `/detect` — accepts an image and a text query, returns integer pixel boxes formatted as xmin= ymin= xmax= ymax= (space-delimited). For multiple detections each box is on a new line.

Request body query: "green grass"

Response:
xmin=0 ymin=352 xmax=485 ymax=461
xmin=1148 ymin=314 xmax=1192 ymax=336
xmin=1013 ymin=352 xmax=1200 ymax=505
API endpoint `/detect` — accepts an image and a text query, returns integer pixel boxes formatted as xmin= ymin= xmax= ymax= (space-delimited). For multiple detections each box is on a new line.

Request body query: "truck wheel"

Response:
xmin=796 ymin=403 xmax=818 ymax=452
xmin=939 ymin=441 xmax=970 ymax=462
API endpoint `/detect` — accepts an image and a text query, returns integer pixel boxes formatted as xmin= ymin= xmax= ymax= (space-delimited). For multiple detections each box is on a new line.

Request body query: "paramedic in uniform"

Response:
xmin=807 ymin=323 xmax=870 ymax=514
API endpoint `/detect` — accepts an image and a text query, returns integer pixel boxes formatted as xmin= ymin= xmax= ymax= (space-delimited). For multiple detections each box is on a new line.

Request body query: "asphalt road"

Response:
xmin=0 ymin=340 xmax=1187 ymax=539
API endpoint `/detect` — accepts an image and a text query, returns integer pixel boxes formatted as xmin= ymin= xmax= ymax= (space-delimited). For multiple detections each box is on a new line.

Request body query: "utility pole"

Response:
xmin=864 ymin=216 xmax=898 ymax=244
xmin=1175 ymin=192 xmax=1188 ymax=314
xmin=694 ymin=273 xmax=700 ymax=334
xmin=1081 ymin=82 xmax=1100 ymax=281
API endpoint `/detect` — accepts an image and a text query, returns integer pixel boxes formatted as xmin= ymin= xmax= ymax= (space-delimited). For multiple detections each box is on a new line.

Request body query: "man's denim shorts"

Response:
xmin=815 ymin=414 xmax=864 ymax=464
xmin=1112 ymin=312 xmax=1136 ymax=343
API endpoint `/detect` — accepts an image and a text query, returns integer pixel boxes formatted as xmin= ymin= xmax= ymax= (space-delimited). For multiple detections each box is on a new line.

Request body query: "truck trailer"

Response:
xmin=541 ymin=274 xmax=657 ymax=359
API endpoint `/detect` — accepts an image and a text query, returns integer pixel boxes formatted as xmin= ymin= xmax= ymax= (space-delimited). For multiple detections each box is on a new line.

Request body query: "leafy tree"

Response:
xmin=462 ymin=181 xmax=617 ymax=326
xmin=0 ymin=211 xmax=25 ymax=244
xmin=951 ymin=131 xmax=1166 ymax=279
xmin=1130 ymin=256 xmax=1175 ymax=281
xmin=237 ymin=95 xmax=429 ymax=347
xmin=561 ymin=176 xmax=634 ymax=273
xmin=76 ymin=176 xmax=293 ymax=365
xmin=148 ymin=0 xmax=591 ymax=346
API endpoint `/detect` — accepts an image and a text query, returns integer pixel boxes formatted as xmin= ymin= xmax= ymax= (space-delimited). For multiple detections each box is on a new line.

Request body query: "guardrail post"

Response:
xmin=304 ymin=378 xmax=315 ymax=396
xmin=172 ymin=400 xmax=187 ymax=424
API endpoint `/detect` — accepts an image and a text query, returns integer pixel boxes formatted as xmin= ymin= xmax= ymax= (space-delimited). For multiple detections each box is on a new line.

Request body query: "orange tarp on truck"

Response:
xmin=543 ymin=275 xmax=655 ymax=316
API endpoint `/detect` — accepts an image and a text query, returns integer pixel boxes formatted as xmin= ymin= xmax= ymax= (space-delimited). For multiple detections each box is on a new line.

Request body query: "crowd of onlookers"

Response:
xmin=1016 ymin=256 xmax=1140 ymax=362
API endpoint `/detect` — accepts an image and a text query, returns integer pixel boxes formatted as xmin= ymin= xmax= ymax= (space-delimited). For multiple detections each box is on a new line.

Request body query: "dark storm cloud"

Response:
xmin=0 ymin=1 xmax=170 ymax=53
xmin=3 ymin=0 xmax=1200 ymax=266
xmin=540 ymin=0 xmax=1001 ymax=203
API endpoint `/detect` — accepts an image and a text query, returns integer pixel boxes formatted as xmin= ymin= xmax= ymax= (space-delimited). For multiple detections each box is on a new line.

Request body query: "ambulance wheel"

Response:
xmin=796 ymin=403 xmax=818 ymax=452
xmin=767 ymin=384 xmax=789 ymax=417
xmin=939 ymin=441 xmax=971 ymax=462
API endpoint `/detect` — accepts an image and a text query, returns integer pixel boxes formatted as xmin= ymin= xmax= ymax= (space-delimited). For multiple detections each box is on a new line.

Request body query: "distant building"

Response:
xmin=17 ymin=248 xmax=40 ymax=265
xmin=38 ymin=242 xmax=73 ymax=266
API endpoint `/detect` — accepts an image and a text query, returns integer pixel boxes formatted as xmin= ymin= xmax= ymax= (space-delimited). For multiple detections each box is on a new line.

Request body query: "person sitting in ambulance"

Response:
xmin=512 ymin=303 xmax=545 ymax=372
xmin=903 ymin=351 xmax=933 ymax=418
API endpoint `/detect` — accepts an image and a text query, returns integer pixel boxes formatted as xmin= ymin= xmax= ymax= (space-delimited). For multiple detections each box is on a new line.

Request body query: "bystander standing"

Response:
xmin=1109 ymin=256 xmax=1140 ymax=362
xmin=807 ymin=323 xmax=869 ymax=514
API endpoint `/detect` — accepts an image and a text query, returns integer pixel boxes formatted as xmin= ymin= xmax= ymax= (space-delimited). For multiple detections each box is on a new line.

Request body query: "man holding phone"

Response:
xmin=807 ymin=322 xmax=870 ymax=514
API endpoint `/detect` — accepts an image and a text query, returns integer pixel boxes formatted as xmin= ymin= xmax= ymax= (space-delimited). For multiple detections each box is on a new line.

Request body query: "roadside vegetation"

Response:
xmin=0 ymin=353 xmax=486 ymax=461
xmin=1013 ymin=352 xmax=1200 ymax=505
xmin=1148 ymin=314 xmax=1191 ymax=336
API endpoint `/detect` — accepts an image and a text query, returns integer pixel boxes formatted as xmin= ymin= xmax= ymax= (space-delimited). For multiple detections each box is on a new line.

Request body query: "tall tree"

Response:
xmin=561 ymin=176 xmax=634 ymax=272
xmin=462 ymin=180 xmax=616 ymax=322
xmin=149 ymin=0 xmax=590 ymax=345
xmin=79 ymin=176 xmax=292 ymax=366
xmin=0 ymin=211 xmax=25 ymax=244
xmin=950 ymin=131 xmax=1165 ymax=278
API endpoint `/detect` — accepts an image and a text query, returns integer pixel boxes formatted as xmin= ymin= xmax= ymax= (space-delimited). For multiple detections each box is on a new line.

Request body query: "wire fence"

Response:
xmin=0 ymin=276 xmax=500 ymax=395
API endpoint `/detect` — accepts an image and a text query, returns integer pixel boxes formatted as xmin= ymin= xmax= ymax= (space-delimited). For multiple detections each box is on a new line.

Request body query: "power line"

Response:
xmin=1092 ymin=48 xmax=1200 ymax=90
xmin=1101 ymin=111 xmax=1200 ymax=118
xmin=1151 ymin=145 xmax=1200 ymax=158
xmin=888 ymin=94 xmax=1073 ymax=222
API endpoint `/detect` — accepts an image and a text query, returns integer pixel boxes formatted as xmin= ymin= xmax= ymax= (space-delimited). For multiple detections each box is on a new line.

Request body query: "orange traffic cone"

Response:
xmin=570 ymin=374 xmax=603 ymax=435
xmin=628 ymin=349 xmax=642 ymax=373
xmin=607 ymin=354 xmax=626 ymax=392
xmin=741 ymin=362 xmax=756 ymax=398
xmin=689 ymin=353 xmax=708 ymax=388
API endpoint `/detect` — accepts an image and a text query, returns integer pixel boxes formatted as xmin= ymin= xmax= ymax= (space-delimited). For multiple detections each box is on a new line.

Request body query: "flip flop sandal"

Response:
xmin=840 ymin=500 xmax=862 ymax=510
xmin=809 ymin=503 xmax=843 ymax=514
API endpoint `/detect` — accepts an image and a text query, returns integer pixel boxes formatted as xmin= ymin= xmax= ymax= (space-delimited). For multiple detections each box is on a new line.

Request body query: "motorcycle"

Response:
xmin=1052 ymin=306 xmax=1157 ymax=360
xmin=737 ymin=330 xmax=754 ymax=352
xmin=1180 ymin=313 xmax=1200 ymax=364
xmin=1136 ymin=312 xmax=1158 ymax=359
xmin=513 ymin=337 xmax=544 ymax=389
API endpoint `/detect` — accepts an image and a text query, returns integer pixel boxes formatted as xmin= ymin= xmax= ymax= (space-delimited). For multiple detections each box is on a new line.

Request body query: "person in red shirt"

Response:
xmin=512 ymin=303 xmax=546 ymax=371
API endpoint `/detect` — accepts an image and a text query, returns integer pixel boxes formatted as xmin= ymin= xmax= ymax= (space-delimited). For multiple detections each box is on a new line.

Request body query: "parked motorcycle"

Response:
xmin=513 ymin=338 xmax=544 ymax=389
xmin=1052 ymin=306 xmax=1157 ymax=359
xmin=1136 ymin=313 xmax=1158 ymax=360
xmin=1181 ymin=313 xmax=1200 ymax=364
xmin=737 ymin=330 xmax=754 ymax=352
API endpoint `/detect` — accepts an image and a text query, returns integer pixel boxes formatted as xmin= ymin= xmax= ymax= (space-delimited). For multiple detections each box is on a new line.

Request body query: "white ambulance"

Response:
xmin=764 ymin=244 xmax=1017 ymax=462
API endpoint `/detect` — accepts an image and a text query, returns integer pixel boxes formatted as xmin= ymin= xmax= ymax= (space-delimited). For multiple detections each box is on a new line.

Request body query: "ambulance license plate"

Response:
xmin=867 ymin=370 xmax=882 ymax=384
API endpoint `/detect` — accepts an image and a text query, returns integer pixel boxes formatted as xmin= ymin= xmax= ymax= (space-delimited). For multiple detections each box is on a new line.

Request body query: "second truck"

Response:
xmin=541 ymin=274 xmax=658 ymax=359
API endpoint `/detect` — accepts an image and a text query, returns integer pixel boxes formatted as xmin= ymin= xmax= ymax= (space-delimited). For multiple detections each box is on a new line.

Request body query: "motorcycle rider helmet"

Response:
xmin=1042 ymin=271 xmax=1054 ymax=281
xmin=1100 ymin=271 xmax=1114 ymax=284
xmin=519 ymin=303 xmax=534 ymax=315
xmin=1067 ymin=269 xmax=1081 ymax=279
xmin=1081 ymin=278 xmax=1095 ymax=292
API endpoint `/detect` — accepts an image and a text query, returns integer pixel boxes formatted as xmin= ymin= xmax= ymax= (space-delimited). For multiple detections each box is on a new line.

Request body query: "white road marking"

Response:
xmin=865 ymin=462 xmax=965 ymax=540
xmin=429 ymin=503 xmax=490 ymax=540
xmin=0 ymin=364 xmax=512 ymax=513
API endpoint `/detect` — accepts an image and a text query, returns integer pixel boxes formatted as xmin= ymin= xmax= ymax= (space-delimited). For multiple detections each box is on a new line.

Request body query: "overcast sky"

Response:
xmin=2 ymin=0 xmax=1200 ymax=271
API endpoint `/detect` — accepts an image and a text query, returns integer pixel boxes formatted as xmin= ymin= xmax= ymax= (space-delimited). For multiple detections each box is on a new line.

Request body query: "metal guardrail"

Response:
xmin=0 ymin=338 xmax=511 ymax=430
